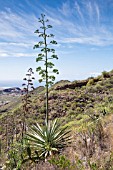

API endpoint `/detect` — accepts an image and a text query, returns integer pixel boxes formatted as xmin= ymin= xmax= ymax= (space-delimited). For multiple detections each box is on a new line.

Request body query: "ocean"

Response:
xmin=0 ymin=80 xmax=40 ymax=89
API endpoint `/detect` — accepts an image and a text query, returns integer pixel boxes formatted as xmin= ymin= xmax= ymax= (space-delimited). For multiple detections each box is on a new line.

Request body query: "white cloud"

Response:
xmin=59 ymin=1 xmax=73 ymax=16
xmin=0 ymin=9 xmax=38 ymax=41
xmin=95 ymin=3 xmax=100 ymax=23
xmin=87 ymin=1 xmax=93 ymax=20
xmin=0 ymin=0 xmax=113 ymax=60
xmin=42 ymin=1 xmax=113 ymax=47
xmin=75 ymin=1 xmax=84 ymax=21
xmin=0 ymin=9 xmax=40 ymax=58
xmin=89 ymin=72 xmax=101 ymax=77
xmin=0 ymin=42 xmax=34 ymax=48
xmin=60 ymin=33 xmax=113 ymax=46
xmin=0 ymin=51 xmax=37 ymax=58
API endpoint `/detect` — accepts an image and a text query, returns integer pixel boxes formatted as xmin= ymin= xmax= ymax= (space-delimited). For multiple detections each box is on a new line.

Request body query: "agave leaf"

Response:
xmin=26 ymin=119 xmax=71 ymax=159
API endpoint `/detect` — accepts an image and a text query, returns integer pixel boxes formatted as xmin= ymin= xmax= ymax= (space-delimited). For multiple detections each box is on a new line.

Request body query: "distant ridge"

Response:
xmin=2 ymin=87 xmax=21 ymax=93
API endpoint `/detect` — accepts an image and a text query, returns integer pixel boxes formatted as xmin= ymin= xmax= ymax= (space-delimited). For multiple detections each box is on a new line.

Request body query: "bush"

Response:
xmin=86 ymin=79 xmax=94 ymax=86
xmin=102 ymin=71 xmax=110 ymax=78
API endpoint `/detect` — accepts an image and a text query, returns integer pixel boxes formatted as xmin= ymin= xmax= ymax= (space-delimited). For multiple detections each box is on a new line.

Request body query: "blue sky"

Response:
xmin=0 ymin=0 xmax=113 ymax=84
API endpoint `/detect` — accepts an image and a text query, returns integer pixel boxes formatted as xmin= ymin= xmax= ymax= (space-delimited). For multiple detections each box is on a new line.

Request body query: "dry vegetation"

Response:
xmin=1 ymin=70 xmax=113 ymax=169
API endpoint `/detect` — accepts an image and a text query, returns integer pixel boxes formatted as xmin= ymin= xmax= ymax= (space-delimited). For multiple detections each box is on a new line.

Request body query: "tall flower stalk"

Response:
xmin=22 ymin=68 xmax=35 ymax=138
xmin=34 ymin=14 xmax=59 ymax=124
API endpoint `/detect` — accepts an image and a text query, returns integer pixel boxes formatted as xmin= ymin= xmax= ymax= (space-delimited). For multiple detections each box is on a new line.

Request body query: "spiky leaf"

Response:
xmin=26 ymin=119 xmax=71 ymax=159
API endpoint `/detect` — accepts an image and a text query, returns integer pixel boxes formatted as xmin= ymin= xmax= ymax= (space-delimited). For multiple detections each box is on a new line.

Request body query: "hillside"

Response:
xmin=1 ymin=70 xmax=113 ymax=169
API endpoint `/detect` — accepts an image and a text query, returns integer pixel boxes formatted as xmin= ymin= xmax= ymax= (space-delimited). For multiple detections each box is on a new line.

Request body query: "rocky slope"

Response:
xmin=1 ymin=70 xmax=113 ymax=169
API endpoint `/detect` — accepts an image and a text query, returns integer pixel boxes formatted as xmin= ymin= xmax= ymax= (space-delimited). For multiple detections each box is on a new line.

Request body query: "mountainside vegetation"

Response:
xmin=1 ymin=70 xmax=113 ymax=169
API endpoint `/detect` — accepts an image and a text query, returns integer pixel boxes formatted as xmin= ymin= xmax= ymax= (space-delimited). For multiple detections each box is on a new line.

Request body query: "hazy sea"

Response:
xmin=0 ymin=80 xmax=39 ymax=89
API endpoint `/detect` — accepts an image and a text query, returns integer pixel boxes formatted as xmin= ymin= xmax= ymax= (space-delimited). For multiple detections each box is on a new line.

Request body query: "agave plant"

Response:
xmin=26 ymin=119 xmax=71 ymax=159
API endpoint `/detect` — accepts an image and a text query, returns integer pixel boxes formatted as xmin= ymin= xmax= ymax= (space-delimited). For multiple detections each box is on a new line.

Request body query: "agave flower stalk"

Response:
xmin=22 ymin=68 xmax=35 ymax=138
xmin=34 ymin=14 xmax=59 ymax=124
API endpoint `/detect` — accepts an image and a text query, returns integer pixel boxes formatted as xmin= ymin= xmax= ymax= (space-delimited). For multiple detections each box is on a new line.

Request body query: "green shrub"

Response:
xmin=49 ymin=155 xmax=85 ymax=170
xmin=86 ymin=79 xmax=94 ymax=86
xmin=49 ymin=155 xmax=71 ymax=169
xmin=102 ymin=71 xmax=110 ymax=78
